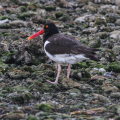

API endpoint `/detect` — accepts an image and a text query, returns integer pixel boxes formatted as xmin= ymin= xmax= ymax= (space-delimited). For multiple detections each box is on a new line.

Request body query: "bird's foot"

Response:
xmin=46 ymin=80 xmax=58 ymax=84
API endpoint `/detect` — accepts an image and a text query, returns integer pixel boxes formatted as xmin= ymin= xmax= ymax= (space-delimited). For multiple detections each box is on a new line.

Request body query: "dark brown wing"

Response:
xmin=45 ymin=33 xmax=79 ymax=54
xmin=45 ymin=33 xmax=100 ymax=61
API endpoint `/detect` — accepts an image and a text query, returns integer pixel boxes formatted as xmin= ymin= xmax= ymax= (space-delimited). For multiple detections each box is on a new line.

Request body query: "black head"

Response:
xmin=43 ymin=23 xmax=59 ymax=42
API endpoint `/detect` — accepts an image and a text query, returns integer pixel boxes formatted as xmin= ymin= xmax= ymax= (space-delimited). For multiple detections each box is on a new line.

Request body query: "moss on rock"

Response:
xmin=29 ymin=80 xmax=49 ymax=93
xmin=20 ymin=6 xmax=26 ymax=12
xmin=28 ymin=3 xmax=39 ymax=11
xmin=7 ymin=91 xmax=32 ymax=103
xmin=59 ymin=15 xmax=68 ymax=21
xmin=6 ymin=69 xmax=30 ymax=79
xmin=95 ymin=17 xmax=107 ymax=27
xmin=23 ymin=66 xmax=35 ymax=72
xmin=55 ymin=11 xmax=63 ymax=18
xmin=19 ymin=11 xmax=35 ymax=20
xmin=88 ymin=39 xmax=101 ymax=48
xmin=0 ymin=16 xmax=12 ymax=20
xmin=78 ymin=62 xmax=88 ymax=68
xmin=38 ymin=103 xmax=54 ymax=112
xmin=0 ymin=23 xmax=11 ymax=29
xmin=109 ymin=61 xmax=120 ymax=73
xmin=26 ymin=115 xmax=39 ymax=120
xmin=44 ymin=6 xmax=56 ymax=11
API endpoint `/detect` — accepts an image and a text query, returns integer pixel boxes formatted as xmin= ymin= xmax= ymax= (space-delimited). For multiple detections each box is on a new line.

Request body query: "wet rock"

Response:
xmin=27 ymin=3 xmax=39 ymax=11
xmin=74 ymin=14 xmax=94 ymax=24
xmin=101 ymin=49 xmax=116 ymax=62
xmin=96 ymin=32 xmax=109 ymax=39
xmin=0 ymin=43 xmax=9 ymax=53
xmin=90 ymin=76 xmax=107 ymax=85
xmin=110 ymin=30 xmax=120 ymax=39
xmin=116 ymin=0 xmax=120 ymax=7
xmin=12 ymin=85 xmax=29 ymax=93
xmin=110 ymin=92 xmax=120 ymax=98
xmin=61 ymin=78 xmax=88 ymax=89
xmin=18 ymin=11 xmax=36 ymax=20
xmin=6 ymin=7 xmax=21 ymax=14
xmin=114 ymin=80 xmax=120 ymax=89
xmin=93 ymin=94 xmax=111 ymax=103
xmin=36 ymin=9 xmax=46 ymax=16
xmin=115 ymin=19 xmax=120 ymax=25
xmin=99 ymin=68 xmax=106 ymax=73
xmin=55 ymin=0 xmax=75 ymax=7
xmin=88 ymin=39 xmax=101 ymax=48
xmin=0 ymin=0 xmax=19 ymax=7
xmin=0 ymin=113 xmax=25 ymax=120
xmin=82 ymin=4 xmax=98 ymax=13
xmin=112 ymin=45 xmax=120 ymax=56
xmin=26 ymin=115 xmax=39 ymax=120
xmin=13 ymin=38 xmax=46 ymax=65
xmin=6 ymin=69 xmax=30 ymax=79
xmin=32 ymin=16 xmax=46 ymax=24
xmin=102 ymin=85 xmax=119 ymax=93
xmin=0 ymin=23 xmax=11 ymax=29
xmin=82 ymin=27 xmax=98 ymax=34
xmin=95 ymin=17 xmax=107 ymax=27
xmin=7 ymin=91 xmax=32 ymax=103
xmin=10 ymin=20 xmax=27 ymax=28
xmin=71 ymin=70 xmax=82 ymax=80
xmin=94 ymin=0 xmax=116 ymax=4
xmin=106 ymin=13 xmax=119 ymax=23
xmin=13 ymin=50 xmax=32 ymax=65
xmin=0 ymin=19 xmax=11 ymax=25
xmin=98 ymin=5 xmax=117 ymax=15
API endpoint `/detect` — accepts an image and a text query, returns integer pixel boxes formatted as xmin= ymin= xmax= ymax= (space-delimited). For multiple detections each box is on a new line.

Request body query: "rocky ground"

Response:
xmin=0 ymin=0 xmax=120 ymax=119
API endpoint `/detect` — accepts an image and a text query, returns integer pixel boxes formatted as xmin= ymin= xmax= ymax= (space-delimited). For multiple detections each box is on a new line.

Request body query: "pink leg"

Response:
xmin=47 ymin=64 xmax=61 ymax=84
xmin=67 ymin=64 xmax=71 ymax=78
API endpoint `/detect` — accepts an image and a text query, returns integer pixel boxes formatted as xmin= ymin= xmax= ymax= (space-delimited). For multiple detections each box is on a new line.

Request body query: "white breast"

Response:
xmin=44 ymin=41 xmax=89 ymax=64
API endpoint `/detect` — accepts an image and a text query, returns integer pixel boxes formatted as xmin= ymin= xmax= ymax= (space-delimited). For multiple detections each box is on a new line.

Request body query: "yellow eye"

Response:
xmin=45 ymin=25 xmax=49 ymax=28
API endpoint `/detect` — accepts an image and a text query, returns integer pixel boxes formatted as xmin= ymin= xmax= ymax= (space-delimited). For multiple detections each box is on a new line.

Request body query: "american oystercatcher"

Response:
xmin=28 ymin=22 xmax=100 ymax=84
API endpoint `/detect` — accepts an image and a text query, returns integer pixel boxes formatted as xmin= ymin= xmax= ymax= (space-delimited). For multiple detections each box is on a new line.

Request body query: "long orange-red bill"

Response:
xmin=28 ymin=29 xmax=44 ymax=40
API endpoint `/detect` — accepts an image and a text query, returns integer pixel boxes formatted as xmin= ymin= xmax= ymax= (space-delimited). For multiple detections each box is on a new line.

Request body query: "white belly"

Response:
xmin=44 ymin=41 xmax=89 ymax=64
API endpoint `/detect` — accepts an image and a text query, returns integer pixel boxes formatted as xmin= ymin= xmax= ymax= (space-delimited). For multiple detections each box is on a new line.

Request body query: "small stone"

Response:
xmin=99 ymin=68 xmax=106 ymax=72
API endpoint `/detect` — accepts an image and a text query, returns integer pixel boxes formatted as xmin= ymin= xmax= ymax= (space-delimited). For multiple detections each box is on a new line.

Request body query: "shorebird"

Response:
xmin=28 ymin=22 xmax=100 ymax=84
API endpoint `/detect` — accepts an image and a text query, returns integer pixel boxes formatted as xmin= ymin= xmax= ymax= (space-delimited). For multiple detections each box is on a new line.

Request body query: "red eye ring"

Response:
xmin=45 ymin=25 xmax=49 ymax=28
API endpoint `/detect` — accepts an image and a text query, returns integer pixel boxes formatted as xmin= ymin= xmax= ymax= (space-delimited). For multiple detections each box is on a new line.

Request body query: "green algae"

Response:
xmin=0 ymin=23 xmax=11 ymax=29
xmin=20 ymin=6 xmax=26 ymax=12
xmin=24 ymin=66 xmax=35 ymax=72
xmin=18 ymin=11 xmax=35 ymax=20
xmin=109 ymin=61 xmax=120 ymax=72
xmin=26 ymin=115 xmax=39 ymax=120
xmin=44 ymin=6 xmax=56 ymax=11
xmin=55 ymin=11 xmax=63 ymax=18
xmin=0 ymin=16 xmax=12 ymax=20
xmin=38 ymin=103 xmax=54 ymax=113
xmin=28 ymin=80 xmax=49 ymax=93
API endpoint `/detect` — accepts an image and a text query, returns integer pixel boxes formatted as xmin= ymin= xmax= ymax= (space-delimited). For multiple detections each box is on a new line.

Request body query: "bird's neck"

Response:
xmin=43 ymin=31 xmax=59 ymax=43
